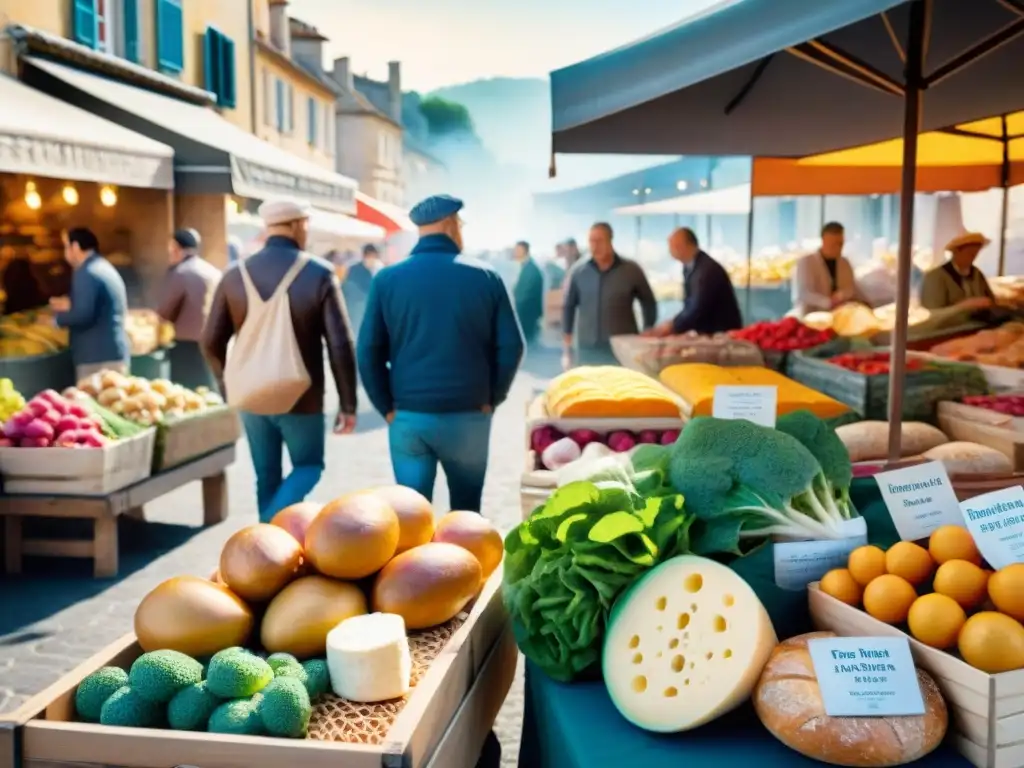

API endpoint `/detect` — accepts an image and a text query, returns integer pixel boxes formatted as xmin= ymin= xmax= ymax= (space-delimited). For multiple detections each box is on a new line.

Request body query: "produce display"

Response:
xmin=724 ymin=251 xmax=797 ymax=287
xmin=961 ymin=392 xmax=1024 ymax=416
xmin=0 ymin=377 xmax=25 ymax=421
xmin=544 ymin=366 xmax=682 ymax=419
xmin=609 ymin=332 xmax=764 ymax=377
xmin=804 ymin=302 xmax=932 ymax=337
xmin=126 ymin=308 xmax=175 ymax=356
xmin=728 ymin=317 xmax=834 ymax=352
xmin=0 ymin=388 xmax=145 ymax=448
xmin=820 ymin=527 xmax=1024 ymax=672
xmin=530 ymin=424 xmax=681 ymax=470
xmin=930 ymin=322 xmax=1024 ymax=367
xmin=0 ymin=308 xmax=68 ymax=358
xmin=70 ymin=369 xmax=223 ymax=426
xmin=82 ymin=486 xmax=503 ymax=740
xmin=658 ymin=363 xmax=849 ymax=419
xmin=827 ymin=351 xmax=928 ymax=376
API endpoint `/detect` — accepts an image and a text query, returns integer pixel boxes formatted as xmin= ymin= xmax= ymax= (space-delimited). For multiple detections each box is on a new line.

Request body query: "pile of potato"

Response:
xmin=69 ymin=370 xmax=222 ymax=426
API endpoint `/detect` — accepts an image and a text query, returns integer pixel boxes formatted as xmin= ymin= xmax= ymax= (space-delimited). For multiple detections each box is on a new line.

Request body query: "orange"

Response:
xmin=928 ymin=525 xmax=982 ymax=566
xmin=907 ymin=593 xmax=966 ymax=649
xmin=958 ymin=612 xmax=1024 ymax=673
xmin=847 ymin=545 xmax=887 ymax=586
xmin=819 ymin=568 xmax=863 ymax=606
xmin=862 ymin=574 xmax=918 ymax=624
xmin=933 ymin=559 xmax=989 ymax=610
xmin=885 ymin=541 xmax=934 ymax=586
xmin=987 ymin=563 xmax=1024 ymax=621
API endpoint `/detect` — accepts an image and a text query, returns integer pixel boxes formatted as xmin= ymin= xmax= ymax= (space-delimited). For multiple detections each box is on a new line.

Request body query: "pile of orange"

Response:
xmin=820 ymin=525 xmax=1024 ymax=673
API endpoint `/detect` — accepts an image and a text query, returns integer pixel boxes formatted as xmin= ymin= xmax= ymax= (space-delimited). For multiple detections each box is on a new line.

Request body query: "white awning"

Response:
xmin=614 ymin=184 xmax=752 ymax=216
xmin=311 ymin=210 xmax=386 ymax=240
xmin=0 ymin=73 xmax=173 ymax=189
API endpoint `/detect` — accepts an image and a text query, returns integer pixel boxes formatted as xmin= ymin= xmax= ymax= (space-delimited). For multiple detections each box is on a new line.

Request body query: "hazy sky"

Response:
xmin=287 ymin=0 xmax=722 ymax=91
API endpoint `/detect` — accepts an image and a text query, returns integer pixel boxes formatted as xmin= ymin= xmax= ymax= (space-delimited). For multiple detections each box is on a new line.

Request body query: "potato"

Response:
xmin=97 ymin=387 xmax=125 ymax=406
xmin=923 ymin=441 xmax=1013 ymax=476
xmin=835 ymin=420 xmax=948 ymax=463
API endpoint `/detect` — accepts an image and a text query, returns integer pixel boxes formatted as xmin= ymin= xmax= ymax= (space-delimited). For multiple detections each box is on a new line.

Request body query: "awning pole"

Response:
xmin=744 ymin=163 xmax=755 ymax=321
xmin=999 ymin=114 xmax=1011 ymax=276
xmin=888 ymin=0 xmax=930 ymax=463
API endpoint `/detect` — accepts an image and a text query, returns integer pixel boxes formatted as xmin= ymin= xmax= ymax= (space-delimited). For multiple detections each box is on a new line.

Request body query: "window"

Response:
xmin=275 ymin=78 xmax=286 ymax=132
xmin=155 ymin=0 xmax=184 ymax=73
xmin=73 ymin=0 xmax=138 ymax=61
xmin=322 ymin=103 xmax=334 ymax=154
xmin=262 ymin=69 xmax=274 ymax=126
xmin=274 ymin=79 xmax=293 ymax=134
xmin=122 ymin=0 xmax=139 ymax=62
xmin=203 ymin=27 xmax=236 ymax=108
xmin=307 ymin=96 xmax=317 ymax=146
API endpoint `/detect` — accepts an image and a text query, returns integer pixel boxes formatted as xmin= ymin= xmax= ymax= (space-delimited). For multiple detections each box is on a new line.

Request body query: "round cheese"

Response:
xmin=326 ymin=613 xmax=412 ymax=703
xmin=602 ymin=555 xmax=777 ymax=732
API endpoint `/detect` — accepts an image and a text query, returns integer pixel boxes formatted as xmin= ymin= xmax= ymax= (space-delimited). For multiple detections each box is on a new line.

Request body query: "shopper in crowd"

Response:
xmin=202 ymin=199 xmax=358 ymax=521
xmin=644 ymin=227 xmax=742 ymax=337
xmin=357 ymin=194 xmax=524 ymax=512
xmin=342 ymin=243 xmax=383 ymax=332
xmin=561 ymin=222 xmax=657 ymax=368
xmin=792 ymin=221 xmax=867 ymax=316
xmin=512 ymin=240 xmax=544 ymax=346
xmin=157 ymin=228 xmax=222 ymax=390
xmin=920 ymin=231 xmax=998 ymax=315
xmin=564 ymin=237 xmax=582 ymax=269
xmin=51 ymin=227 xmax=129 ymax=381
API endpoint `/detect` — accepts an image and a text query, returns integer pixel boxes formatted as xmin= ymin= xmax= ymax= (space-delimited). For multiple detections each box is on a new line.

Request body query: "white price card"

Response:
xmin=808 ymin=636 xmax=925 ymax=717
xmin=712 ymin=385 xmax=777 ymax=427
xmin=774 ymin=518 xmax=868 ymax=591
xmin=959 ymin=485 xmax=1024 ymax=570
xmin=875 ymin=461 xmax=963 ymax=541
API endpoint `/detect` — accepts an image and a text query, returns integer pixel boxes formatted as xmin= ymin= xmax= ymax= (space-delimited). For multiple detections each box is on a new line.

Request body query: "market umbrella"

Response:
xmin=550 ymin=0 xmax=1024 ymax=460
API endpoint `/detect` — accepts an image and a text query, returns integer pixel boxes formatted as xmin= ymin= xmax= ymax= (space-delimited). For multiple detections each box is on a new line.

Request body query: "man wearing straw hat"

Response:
xmin=920 ymin=231 xmax=997 ymax=313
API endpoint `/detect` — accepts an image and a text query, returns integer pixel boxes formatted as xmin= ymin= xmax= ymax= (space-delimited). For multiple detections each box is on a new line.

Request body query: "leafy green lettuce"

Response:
xmin=503 ymin=480 xmax=690 ymax=682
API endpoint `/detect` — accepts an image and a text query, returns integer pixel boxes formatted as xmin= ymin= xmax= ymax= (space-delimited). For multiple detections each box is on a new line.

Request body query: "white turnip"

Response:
xmin=541 ymin=437 xmax=582 ymax=470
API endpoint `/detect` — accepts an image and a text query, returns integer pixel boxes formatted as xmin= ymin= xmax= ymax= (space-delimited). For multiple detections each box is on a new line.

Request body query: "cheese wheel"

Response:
xmin=326 ymin=613 xmax=411 ymax=702
xmin=754 ymin=632 xmax=948 ymax=767
xmin=602 ymin=555 xmax=777 ymax=732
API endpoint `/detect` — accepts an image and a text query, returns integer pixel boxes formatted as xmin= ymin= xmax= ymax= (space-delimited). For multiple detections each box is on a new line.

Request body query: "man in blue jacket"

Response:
xmin=357 ymin=195 xmax=524 ymax=512
xmin=51 ymin=227 xmax=129 ymax=381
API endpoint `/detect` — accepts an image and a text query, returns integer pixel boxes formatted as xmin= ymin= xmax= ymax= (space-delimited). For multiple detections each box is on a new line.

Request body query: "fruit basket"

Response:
xmin=609 ymin=333 xmax=764 ymax=378
xmin=809 ymin=582 xmax=1024 ymax=768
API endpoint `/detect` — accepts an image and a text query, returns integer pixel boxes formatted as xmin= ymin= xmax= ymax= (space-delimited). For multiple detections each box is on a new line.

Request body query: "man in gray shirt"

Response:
xmin=158 ymin=229 xmax=222 ymax=390
xmin=562 ymin=222 xmax=657 ymax=368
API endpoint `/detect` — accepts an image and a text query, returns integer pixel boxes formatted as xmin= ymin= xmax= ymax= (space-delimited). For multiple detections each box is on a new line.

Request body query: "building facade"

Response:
xmin=402 ymin=136 xmax=447 ymax=204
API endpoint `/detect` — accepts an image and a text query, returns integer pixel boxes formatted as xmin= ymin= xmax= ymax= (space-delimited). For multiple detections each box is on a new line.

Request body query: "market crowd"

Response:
xmin=42 ymin=196 xmax=999 ymax=523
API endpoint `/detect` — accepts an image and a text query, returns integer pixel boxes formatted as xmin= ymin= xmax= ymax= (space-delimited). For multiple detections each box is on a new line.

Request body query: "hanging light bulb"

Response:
xmin=99 ymin=185 xmax=118 ymax=207
xmin=61 ymin=184 xmax=79 ymax=206
xmin=24 ymin=181 xmax=42 ymax=210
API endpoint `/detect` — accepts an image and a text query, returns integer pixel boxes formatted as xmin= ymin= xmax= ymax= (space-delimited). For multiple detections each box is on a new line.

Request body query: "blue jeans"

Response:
xmin=241 ymin=412 xmax=326 ymax=521
xmin=389 ymin=410 xmax=492 ymax=512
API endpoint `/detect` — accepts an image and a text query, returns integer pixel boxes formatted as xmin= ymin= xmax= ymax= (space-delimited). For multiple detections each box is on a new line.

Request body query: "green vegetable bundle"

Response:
xmin=503 ymin=480 xmax=691 ymax=682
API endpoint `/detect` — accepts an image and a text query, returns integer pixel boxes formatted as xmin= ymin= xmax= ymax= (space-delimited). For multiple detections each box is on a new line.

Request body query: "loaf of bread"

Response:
xmin=753 ymin=632 xmax=948 ymax=767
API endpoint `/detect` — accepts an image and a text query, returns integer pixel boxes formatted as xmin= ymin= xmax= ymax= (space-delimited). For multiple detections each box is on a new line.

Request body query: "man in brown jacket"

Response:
xmin=201 ymin=199 xmax=358 ymax=520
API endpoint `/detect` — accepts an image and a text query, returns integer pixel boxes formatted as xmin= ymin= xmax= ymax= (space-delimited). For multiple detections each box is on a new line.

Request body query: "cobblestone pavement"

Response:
xmin=0 ymin=347 xmax=562 ymax=767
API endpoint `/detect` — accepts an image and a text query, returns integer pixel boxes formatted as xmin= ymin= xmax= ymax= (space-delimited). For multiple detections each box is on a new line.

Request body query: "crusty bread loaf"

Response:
xmin=753 ymin=632 xmax=948 ymax=767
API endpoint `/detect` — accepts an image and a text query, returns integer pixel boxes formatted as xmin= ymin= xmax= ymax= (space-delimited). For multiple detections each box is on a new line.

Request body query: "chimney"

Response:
xmin=333 ymin=57 xmax=353 ymax=91
xmin=387 ymin=61 xmax=402 ymax=123
xmin=268 ymin=0 xmax=290 ymax=56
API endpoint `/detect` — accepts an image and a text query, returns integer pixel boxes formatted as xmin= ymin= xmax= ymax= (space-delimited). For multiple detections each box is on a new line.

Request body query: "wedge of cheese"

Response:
xmin=602 ymin=555 xmax=777 ymax=732
xmin=326 ymin=613 xmax=412 ymax=702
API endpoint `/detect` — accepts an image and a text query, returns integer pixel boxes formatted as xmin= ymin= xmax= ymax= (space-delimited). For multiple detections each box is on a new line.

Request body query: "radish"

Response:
xmin=637 ymin=429 xmax=659 ymax=444
xmin=20 ymin=436 xmax=50 ymax=448
xmin=68 ymin=403 xmax=90 ymax=419
xmin=3 ymin=411 xmax=32 ymax=439
xmin=23 ymin=419 xmax=55 ymax=441
xmin=530 ymin=426 xmax=565 ymax=454
xmin=607 ymin=430 xmax=637 ymax=452
xmin=568 ymin=429 xmax=603 ymax=449
xmin=77 ymin=432 xmax=107 ymax=447
xmin=55 ymin=416 xmax=80 ymax=435
xmin=26 ymin=400 xmax=49 ymax=418
xmin=39 ymin=408 xmax=62 ymax=427
xmin=660 ymin=429 xmax=681 ymax=445
xmin=0 ymin=437 xmax=14 ymax=447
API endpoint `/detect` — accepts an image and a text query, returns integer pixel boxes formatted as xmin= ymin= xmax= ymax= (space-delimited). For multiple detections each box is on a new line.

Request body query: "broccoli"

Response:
xmin=267 ymin=653 xmax=307 ymax=683
xmin=257 ymin=676 xmax=312 ymax=738
xmin=75 ymin=666 xmax=129 ymax=722
xmin=128 ymin=650 xmax=203 ymax=703
xmin=668 ymin=417 xmax=853 ymax=546
xmin=206 ymin=648 xmax=274 ymax=698
xmin=167 ymin=681 xmax=222 ymax=731
xmin=207 ymin=697 xmax=265 ymax=735
xmin=301 ymin=659 xmax=330 ymax=699
xmin=775 ymin=410 xmax=856 ymax=517
xmin=99 ymin=686 xmax=164 ymax=728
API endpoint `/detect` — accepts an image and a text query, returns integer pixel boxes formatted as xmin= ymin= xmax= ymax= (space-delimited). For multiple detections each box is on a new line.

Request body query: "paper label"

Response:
xmin=875 ymin=461 xmax=963 ymax=541
xmin=774 ymin=518 xmax=869 ymax=591
xmin=808 ymin=636 xmax=925 ymax=717
xmin=712 ymin=385 xmax=777 ymax=427
xmin=959 ymin=485 xmax=1024 ymax=570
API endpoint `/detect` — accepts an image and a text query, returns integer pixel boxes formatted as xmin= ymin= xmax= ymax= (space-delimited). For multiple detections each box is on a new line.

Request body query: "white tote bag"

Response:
xmin=224 ymin=256 xmax=312 ymax=415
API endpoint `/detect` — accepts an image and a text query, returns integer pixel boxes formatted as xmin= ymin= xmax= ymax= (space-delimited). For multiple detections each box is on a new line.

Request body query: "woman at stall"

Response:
xmin=919 ymin=232 xmax=998 ymax=314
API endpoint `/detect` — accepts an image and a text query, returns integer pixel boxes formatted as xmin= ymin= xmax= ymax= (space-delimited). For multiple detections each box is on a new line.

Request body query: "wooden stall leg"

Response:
xmin=93 ymin=516 xmax=119 ymax=578
xmin=4 ymin=516 xmax=22 ymax=575
xmin=201 ymin=472 xmax=228 ymax=526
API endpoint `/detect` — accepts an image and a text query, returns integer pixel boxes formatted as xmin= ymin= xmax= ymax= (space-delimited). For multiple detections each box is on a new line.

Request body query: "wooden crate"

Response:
xmin=920 ymin=353 xmax=1024 ymax=392
xmin=525 ymin=393 xmax=684 ymax=447
xmin=938 ymin=403 xmax=1024 ymax=473
xmin=809 ymin=583 xmax=1024 ymax=768
xmin=10 ymin=571 xmax=512 ymax=768
xmin=156 ymin=406 xmax=241 ymax=471
xmin=0 ymin=429 xmax=155 ymax=494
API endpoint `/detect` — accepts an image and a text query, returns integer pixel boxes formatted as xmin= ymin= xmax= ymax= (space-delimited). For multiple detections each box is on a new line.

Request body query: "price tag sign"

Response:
xmin=808 ymin=636 xmax=925 ymax=717
xmin=774 ymin=518 xmax=868 ymax=591
xmin=960 ymin=485 xmax=1024 ymax=570
xmin=712 ymin=386 xmax=777 ymax=427
xmin=875 ymin=461 xmax=963 ymax=541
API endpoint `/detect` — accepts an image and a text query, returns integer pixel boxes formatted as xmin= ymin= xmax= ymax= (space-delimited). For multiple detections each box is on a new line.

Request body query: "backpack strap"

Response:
xmin=237 ymin=260 xmax=262 ymax=306
xmin=270 ymin=255 xmax=309 ymax=302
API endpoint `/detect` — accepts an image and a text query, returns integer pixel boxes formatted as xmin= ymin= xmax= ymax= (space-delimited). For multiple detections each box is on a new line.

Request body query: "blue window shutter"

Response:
xmin=122 ymin=0 xmax=139 ymax=62
xmin=275 ymin=79 xmax=285 ymax=131
xmin=72 ymin=0 xmax=97 ymax=48
xmin=156 ymin=0 xmax=184 ymax=73
xmin=307 ymin=97 xmax=316 ymax=145
xmin=203 ymin=28 xmax=217 ymax=93
xmin=221 ymin=36 xmax=236 ymax=108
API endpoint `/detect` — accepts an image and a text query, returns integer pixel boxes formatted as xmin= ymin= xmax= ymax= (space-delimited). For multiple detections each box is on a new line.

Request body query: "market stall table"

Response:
xmin=0 ymin=445 xmax=234 ymax=578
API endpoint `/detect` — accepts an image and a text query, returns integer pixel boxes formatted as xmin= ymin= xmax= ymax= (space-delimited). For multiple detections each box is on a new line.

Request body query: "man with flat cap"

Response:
xmin=158 ymin=228 xmax=222 ymax=389
xmin=202 ymin=198 xmax=359 ymax=520
xmin=342 ymin=242 xmax=383 ymax=332
xmin=357 ymin=194 xmax=524 ymax=512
